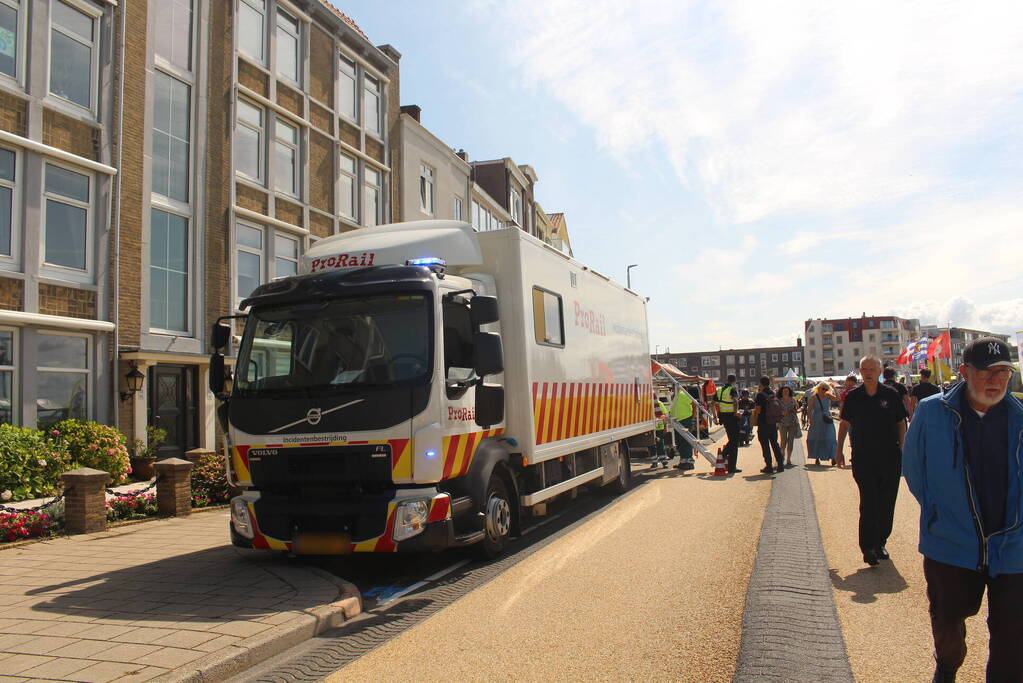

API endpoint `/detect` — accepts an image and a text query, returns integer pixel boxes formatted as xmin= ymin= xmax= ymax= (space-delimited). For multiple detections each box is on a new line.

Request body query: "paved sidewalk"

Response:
xmin=0 ymin=512 xmax=360 ymax=683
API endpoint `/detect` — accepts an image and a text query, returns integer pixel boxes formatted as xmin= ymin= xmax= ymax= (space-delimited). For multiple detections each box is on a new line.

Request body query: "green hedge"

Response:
xmin=0 ymin=425 xmax=71 ymax=501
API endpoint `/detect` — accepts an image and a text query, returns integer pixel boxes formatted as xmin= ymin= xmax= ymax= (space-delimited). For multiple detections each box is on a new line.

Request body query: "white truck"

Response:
xmin=210 ymin=220 xmax=655 ymax=557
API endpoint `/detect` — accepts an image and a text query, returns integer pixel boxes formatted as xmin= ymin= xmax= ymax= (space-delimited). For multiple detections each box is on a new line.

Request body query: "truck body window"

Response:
xmin=532 ymin=286 xmax=564 ymax=347
xmin=442 ymin=300 xmax=476 ymax=383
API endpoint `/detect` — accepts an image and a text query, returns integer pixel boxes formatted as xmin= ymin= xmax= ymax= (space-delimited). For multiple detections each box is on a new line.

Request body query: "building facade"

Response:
xmin=653 ymin=340 xmax=804 ymax=387
xmin=920 ymin=325 xmax=1019 ymax=369
xmin=804 ymin=315 xmax=921 ymax=377
xmin=394 ymin=104 xmax=470 ymax=224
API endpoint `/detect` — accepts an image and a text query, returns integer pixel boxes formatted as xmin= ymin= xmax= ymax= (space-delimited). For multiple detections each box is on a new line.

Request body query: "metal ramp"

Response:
xmin=669 ymin=418 xmax=717 ymax=467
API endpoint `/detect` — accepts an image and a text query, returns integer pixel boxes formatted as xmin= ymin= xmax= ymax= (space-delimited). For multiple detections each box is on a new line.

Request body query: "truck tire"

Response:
xmin=475 ymin=474 xmax=512 ymax=559
xmin=609 ymin=442 xmax=632 ymax=495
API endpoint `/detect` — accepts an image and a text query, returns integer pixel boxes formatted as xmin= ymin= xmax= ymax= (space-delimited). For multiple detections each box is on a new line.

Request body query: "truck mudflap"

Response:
xmin=230 ymin=490 xmax=454 ymax=553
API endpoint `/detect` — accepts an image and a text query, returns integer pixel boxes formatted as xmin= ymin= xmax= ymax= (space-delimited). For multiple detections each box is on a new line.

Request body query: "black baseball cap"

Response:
xmin=963 ymin=337 xmax=1013 ymax=370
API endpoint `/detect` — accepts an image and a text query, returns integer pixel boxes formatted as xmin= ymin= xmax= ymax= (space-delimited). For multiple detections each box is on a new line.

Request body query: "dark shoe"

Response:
xmin=760 ymin=466 xmax=773 ymax=474
xmin=863 ymin=550 xmax=879 ymax=566
xmin=878 ymin=547 xmax=890 ymax=560
xmin=814 ymin=459 xmax=820 ymax=466
xmin=932 ymin=668 xmax=956 ymax=683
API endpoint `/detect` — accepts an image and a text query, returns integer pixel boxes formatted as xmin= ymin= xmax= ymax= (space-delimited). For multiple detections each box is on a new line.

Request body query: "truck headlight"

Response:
xmin=392 ymin=500 xmax=430 ymax=542
xmin=231 ymin=499 xmax=254 ymax=539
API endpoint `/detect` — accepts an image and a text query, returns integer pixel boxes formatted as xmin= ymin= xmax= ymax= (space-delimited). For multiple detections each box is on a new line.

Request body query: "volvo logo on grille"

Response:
xmin=306 ymin=408 xmax=322 ymax=425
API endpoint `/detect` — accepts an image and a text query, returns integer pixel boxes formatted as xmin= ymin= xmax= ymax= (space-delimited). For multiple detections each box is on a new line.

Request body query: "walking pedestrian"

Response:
xmin=714 ymin=374 xmax=742 ymax=474
xmin=884 ymin=366 xmax=912 ymax=418
xmin=837 ymin=355 xmax=907 ymax=566
xmin=776 ymin=386 xmax=801 ymax=467
xmin=840 ymin=374 xmax=858 ymax=411
xmin=669 ymin=388 xmax=696 ymax=470
xmin=909 ymin=367 xmax=941 ymax=419
xmin=903 ymin=337 xmax=1023 ymax=683
xmin=752 ymin=376 xmax=784 ymax=474
xmin=806 ymin=381 xmax=840 ymax=467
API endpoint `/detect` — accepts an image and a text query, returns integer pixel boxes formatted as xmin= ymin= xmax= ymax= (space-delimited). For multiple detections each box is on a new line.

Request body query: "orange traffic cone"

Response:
xmin=713 ymin=450 xmax=728 ymax=477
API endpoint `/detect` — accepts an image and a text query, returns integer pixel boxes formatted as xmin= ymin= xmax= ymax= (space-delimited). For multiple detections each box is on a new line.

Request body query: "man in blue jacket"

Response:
xmin=904 ymin=337 xmax=1023 ymax=683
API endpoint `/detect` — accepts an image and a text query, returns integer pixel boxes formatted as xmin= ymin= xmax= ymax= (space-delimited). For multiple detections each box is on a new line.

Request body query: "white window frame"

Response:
xmin=273 ymin=231 xmax=299 ymax=279
xmin=419 ymin=163 xmax=434 ymax=214
xmin=0 ymin=325 xmax=17 ymax=425
xmin=235 ymin=220 xmax=264 ymax=308
xmin=0 ymin=0 xmax=27 ymax=87
xmin=235 ymin=97 xmax=265 ymax=184
xmin=273 ymin=116 xmax=300 ymax=198
xmin=48 ymin=0 xmax=100 ymax=114
xmin=363 ymin=73 xmax=382 ymax=137
xmin=510 ymin=187 xmax=522 ymax=224
xmin=338 ymin=151 xmax=357 ymax=221
xmin=41 ymin=160 xmax=93 ymax=280
xmin=0 ymin=145 xmax=19 ymax=269
xmin=37 ymin=330 xmax=91 ymax=423
xmin=363 ymin=165 xmax=381 ymax=227
xmin=153 ymin=0 xmax=193 ymax=74
xmin=149 ymin=205 xmax=192 ymax=334
xmin=234 ymin=221 xmax=302 ymax=307
xmin=453 ymin=195 xmax=463 ymax=221
xmin=152 ymin=69 xmax=192 ymax=204
xmin=338 ymin=53 xmax=357 ymax=123
xmin=237 ymin=0 xmax=267 ymax=65
xmin=274 ymin=6 xmax=302 ymax=86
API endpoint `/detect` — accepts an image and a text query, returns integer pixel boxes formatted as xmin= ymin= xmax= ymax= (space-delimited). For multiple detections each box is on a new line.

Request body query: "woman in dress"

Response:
xmin=776 ymin=386 xmax=800 ymax=467
xmin=806 ymin=381 xmax=840 ymax=467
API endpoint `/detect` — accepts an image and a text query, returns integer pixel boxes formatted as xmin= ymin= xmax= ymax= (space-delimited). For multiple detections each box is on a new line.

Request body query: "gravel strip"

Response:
xmin=734 ymin=442 xmax=854 ymax=683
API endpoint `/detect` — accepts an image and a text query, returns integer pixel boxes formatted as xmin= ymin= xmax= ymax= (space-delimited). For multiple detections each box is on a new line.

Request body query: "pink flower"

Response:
xmin=89 ymin=444 xmax=98 ymax=451
xmin=106 ymin=448 xmax=115 ymax=455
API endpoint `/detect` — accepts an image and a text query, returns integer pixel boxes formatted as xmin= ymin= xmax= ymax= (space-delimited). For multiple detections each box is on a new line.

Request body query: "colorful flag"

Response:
xmin=928 ymin=331 xmax=951 ymax=360
xmin=912 ymin=336 xmax=931 ymax=363
xmin=896 ymin=341 xmax=914 ymax=365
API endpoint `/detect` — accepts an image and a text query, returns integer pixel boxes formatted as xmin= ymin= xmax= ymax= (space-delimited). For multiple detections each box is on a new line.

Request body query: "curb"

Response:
xmin=161 ymin=564 xmax=362 ymax=683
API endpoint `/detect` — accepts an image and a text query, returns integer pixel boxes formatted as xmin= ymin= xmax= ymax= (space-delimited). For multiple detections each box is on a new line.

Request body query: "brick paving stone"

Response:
xmin=0 ymin=633 xmax=38 ymax=650
xmin=45 ymin=638 xmax=118 ymax=659
xmin=91 ymin=643 xmax=163 ymax=663
xmin=110 ymin=626 xmax=177 ymax=643
xmin=208 ymin=620 xmax=273 ymax=638
xmin=134 ymin=646 xmax=206 ymax=668
xmin=0 ymin=676 xmax=29 ymax=683
xmin=5 ymin=635 xmax=78 ymax=655
xmin=193 ymin=634 xmax=242 ymax=652
xmin=0 ymin=653 xmax=51 ymax=674
xmin=74 ymin=624 xmax=138 ymax=641
xmin=73 ymin=660 xmax=150 ymax=683
xmin=31 ymin=621 xmax=97 ymax=637
xmin=109 ymin=666 xmax=168 ymax=683
xmin=16 ymin=655 xmax=97 ymax=678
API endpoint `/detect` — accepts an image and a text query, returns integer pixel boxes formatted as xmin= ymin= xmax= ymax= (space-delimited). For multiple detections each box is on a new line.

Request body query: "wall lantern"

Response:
xmin=120 ymin=363 xmax=145 ymax=401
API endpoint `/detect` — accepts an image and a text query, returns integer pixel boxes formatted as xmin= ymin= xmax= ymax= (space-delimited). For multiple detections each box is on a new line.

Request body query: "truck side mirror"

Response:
xmin=470 ymin=296 xmax=499 ymax=326
xmin=211 ymin=322 xmax=231 ymax=350
xmin=210 ymin=353 xmax=226 ymax=396
xmin=475 ymin=383 xmax=504 ymax=428
xmin=473 ymin=332 xmax=504 ymax=376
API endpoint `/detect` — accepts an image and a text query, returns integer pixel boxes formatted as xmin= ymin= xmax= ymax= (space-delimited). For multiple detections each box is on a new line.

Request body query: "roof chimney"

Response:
xmin=456 ymin=149 xmax=468 ymax=161
xmin=400 ymin=104 xmax=421 ymax=122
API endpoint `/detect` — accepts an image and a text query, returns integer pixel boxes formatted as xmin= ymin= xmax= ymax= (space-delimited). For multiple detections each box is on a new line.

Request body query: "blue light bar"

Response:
xmin=406 ymin=257 xmax=446 ymax=268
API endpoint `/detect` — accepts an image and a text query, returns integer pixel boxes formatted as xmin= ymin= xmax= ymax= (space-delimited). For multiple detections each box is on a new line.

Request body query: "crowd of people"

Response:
xmin=688 ymin=337 xmax=1021 ymax=683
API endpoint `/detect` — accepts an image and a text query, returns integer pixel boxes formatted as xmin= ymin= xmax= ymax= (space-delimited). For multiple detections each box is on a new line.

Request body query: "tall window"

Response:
xmin=338 ymin=152 xmax=356 ymax=220
xmin=510 ymin=188 xmax=522 ymax=225
xmin=154 ymin=0 xmax=192 ymax=71
xmin=150 ymin=209 xmax=188 ymax=331
xmin=274 ymin=118 xmax=299 ymax=196
xmin=363 ymin=166 xmax=380 ymax=226
xmin=37 ymin=332 xmax=88 ymax=428
xmin=275 ymin=9 xmax=300 ymax=84
xmin=49 ymin=0 xmax=97 ymax=109
xmin=238 ymin=0 xmax=265 ymax=64
xmin=0 ymin=147 xmax=15 ymax=258
xmin=339 ymin=55 xmax=356 ymax=121
xmin=236 ymin=223 xmax=263 ymax=302
xmin=419 ymin=163 xmax=434 ymax=214
xmin=364 ymin=74 xmax=381 ymax=136
xmin=235 ymin=99 xmax=264 ymax=182
xmin=274 ymin=233 xmax=298 ymax=278
xmin=153 ymin=72 xmax=190 ymax=202
xmin=0 ymin=328 xmax=14 ymax=425
xmin=44 ymin=164 xmax=89 ymax=271
xmin=0 ymin=0 xmax=21 ymax=81
xmin=453 ymin=196 xmax=463 ymax=221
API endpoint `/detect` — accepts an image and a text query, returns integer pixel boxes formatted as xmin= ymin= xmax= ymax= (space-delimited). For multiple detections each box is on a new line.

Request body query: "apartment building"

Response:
xmin=394 ymin=104 xmax=470 ymax=224
xmin=920 ymin=325 xmax=1019 ymax=369
xmin=471 ymin=157 xmax=536 ymax=235
xmin=0 ymin=0 xmax=120 ymax=431
xmin=803 ymin=315 xmax=921 ymax=377
xmin=653 ymin=340 xmax=804 ymax=387
xmin=542 ymin=211 xmax=573 ymax=257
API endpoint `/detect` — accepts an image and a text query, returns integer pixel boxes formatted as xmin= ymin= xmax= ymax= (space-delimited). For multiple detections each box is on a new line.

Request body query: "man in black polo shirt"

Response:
xmin=838 ymin=355 xmax=908 ymax=566
xmin=884 ymin=366 xmax=912 ymax=418
xmin=909 ymin=367 xmax=941 ymax=418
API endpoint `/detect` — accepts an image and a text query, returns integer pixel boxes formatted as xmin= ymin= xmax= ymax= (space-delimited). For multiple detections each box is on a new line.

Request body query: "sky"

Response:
xmin=328 ymin=0 xmax=1023 ymax=352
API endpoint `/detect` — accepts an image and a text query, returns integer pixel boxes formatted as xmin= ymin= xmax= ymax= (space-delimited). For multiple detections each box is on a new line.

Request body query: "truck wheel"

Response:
xmin=609 ymin=442 xmax=632 ymax=495
xmin=476 ymin=474 xmax=512 ymax=559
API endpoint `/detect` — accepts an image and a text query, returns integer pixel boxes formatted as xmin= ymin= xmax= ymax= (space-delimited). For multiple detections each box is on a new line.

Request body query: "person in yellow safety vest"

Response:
xmin=653 ymin=396 xmax=671 ymax=468
xmin=669 ymin=389 xmax=696 ymax=470
xmin=714 ymin=374 xmax=742 ymax=475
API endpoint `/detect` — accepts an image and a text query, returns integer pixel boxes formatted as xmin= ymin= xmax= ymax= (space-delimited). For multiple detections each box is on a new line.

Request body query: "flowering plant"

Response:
xmin=106 ymin=492 xmax=158 ymax=521
xmin=191 ymin=453 xmax=231 ymax=508
xmin=129 ymin=426 xmax=167 ymax=460
xmin=46 ymin=420 xmax=131 ymax=485
xmin=0 ymin=509 xmax=54 ymax=542
xmin=0 ymin=424 xmax=70 ymax=501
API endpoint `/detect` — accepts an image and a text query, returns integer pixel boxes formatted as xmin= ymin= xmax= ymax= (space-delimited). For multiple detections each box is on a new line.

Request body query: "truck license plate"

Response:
xmin=292 ymin=532 xmax=352 ymax=555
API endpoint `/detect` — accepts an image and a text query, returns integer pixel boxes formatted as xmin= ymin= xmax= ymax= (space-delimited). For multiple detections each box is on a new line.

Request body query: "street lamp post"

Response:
xmin=626 ymin=264 xmax=638 ymax=290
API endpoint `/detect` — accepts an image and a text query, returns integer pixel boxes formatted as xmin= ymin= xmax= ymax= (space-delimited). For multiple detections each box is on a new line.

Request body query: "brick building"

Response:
xmin=804 ymin=315 xmax=921 ymax=378
xmin=653 ymin=340 xmax=804 ymax=388
xmin=919 ymin=325 xmax=1019 ymax=369
xmin=0 ymin=0 xmax=120 ymax=431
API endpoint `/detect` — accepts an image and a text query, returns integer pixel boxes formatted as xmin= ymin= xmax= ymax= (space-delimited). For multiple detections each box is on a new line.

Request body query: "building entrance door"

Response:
xmin=148 ymin=364 xmax=198 ymax=458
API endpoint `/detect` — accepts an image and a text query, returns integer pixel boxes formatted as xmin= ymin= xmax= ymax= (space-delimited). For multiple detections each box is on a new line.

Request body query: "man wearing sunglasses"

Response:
xmin=904 ymin=337 xmax=1023 ymax=683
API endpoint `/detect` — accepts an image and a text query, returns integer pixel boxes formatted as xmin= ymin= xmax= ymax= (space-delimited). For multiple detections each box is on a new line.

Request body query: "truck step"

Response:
xmin=450 ymin=495 xmax=476 ymax=518
xmin=452 ymin=530 xmax=485 ymax=546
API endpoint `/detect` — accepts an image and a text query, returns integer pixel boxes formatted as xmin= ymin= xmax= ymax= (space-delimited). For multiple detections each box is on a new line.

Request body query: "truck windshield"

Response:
xmin=234 ymin=293 xmax=431 ymax=394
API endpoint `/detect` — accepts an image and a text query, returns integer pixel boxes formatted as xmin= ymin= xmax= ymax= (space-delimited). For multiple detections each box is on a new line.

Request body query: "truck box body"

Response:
xmin=217 ymin=221 xmax=654 ymax=554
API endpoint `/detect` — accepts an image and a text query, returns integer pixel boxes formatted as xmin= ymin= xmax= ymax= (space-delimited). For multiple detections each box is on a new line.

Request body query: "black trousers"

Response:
xmin=757 ymin=423 xmax=784 ymax=468
xmin=924 ymin=557 xmax=1023 ymax=681
xmin=720 ymin=413 xmax=740 ymax=471
xmin=851 ymin=456 xmax=901 ymax=554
